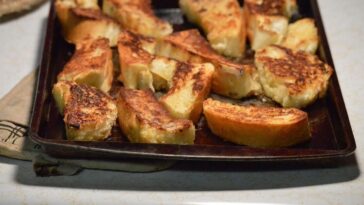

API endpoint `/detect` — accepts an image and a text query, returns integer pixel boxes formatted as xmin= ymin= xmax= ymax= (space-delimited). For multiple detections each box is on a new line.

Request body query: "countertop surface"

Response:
xmin=0 ymin=0 xmax=363 ymax=204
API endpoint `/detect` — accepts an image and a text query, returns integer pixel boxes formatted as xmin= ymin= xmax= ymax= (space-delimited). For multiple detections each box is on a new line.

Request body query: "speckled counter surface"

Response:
xmin=0 ymin=0 xmax=363 ymax=204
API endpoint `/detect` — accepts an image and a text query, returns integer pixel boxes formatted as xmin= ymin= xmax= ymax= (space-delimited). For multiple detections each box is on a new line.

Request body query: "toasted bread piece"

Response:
xmin=280 ymin=18 xmax=319 ymax=54
xmin=203 ymin=98 xmax=310 ymax=148
xmin=244 ymin=0 xmax=298 ymax=18
xmin=244 ymin=0 xmax=297 ymax=50
xmin=57 ymin=38 xmax=113 ymax=93
xmin=179 ymin=0 xmax=246 ymax=57
xmin=52 ymin=81 xmax=117 ymax=141
xmin=157 ymin=30 xmax=262 ymax=98
xmin=255 ymin=45 xmax=333 ymax=108
xmin=245 ymin=13 xmax=288 ymax=51
xmin=149 ymin=57 xmax=180 ymax=91
xmin=117 ymin=38 xmax=177 ymax=91
xmin=160 ymin=63 xmax=214 ymax=123
xmin=103 ymin=0 xmax=173 ymax=38
xmin=55 ymin=0 xmax=122 ymax=46
xmin=117 ymin=88 xmax=195 ymax=144
xmin=117 ymin=31 xmax=156 ymax=90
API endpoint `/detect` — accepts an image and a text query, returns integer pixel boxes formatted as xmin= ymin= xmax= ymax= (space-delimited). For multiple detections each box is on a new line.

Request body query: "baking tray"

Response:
xmin=29 ymin=0 xmax=356 ymax=161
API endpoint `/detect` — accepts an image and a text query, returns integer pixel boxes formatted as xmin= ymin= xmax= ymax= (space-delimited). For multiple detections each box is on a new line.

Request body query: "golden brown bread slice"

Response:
xmin=117 ymin=31 xmax=157 ymax=90
xmin=160 ymin=63 xmax=214 ymax=123
xmin=203 ymin=98 xmax=311 ymax=148
xmin=149 ymin=57 xmax=180 ymax=91
xmin=52 ymin=81 xmax=117 ymax=141
xmin=117 ymin=88 xmax=195 ymax=144
xmin=255 ymin=45 xmax=333 ymax=108
xmin=245 ymin=14 xmax=288 ymax=51
xmin=179 ymin=0 xmax=246 ymax=58
xmin=55 ymin=0 xmax=122 ymax=46
xmin=243 ymin=0 xmax=298 ymax=50
xmin=280 ymin=18 xmax=319 ymax=54
xmin=117 ymin=37 xmax=176 ymax=91
xmin=103 ymin=0 xmax=173 ymax=38
xmin=244 ymin=0 xmax=298 ymax=18
xmin=57 ymin=38 xmax=113 ymax=93
xmin=156 ymin=29 xmax=262 ymax=98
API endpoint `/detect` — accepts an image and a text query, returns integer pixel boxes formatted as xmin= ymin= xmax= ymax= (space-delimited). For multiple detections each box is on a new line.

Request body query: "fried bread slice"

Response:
xmin=245 ymin=14 xmax=288 ymax=51
xmin=117 ymin=31 xmax=156 ymax=90
xmin=157 ymin=29 xmax=262 ymax=98
xmin=255 ymin=45 xmax=333 ymax=108
xmin=244 ymin=0 xmax=298 ymax=18
xmin=203 ymin=98 xmax=311 ymax=148
xmin=244 ymin=0 xmax=297 ymax=50
xmin=103 ymin=0 xmax=173 ymax=38
xmin=149 ymin=57 xmax=180 ymax=91
xmin=160 ymin=63 xmax=214 ymax=123
xmin=118 ymin=31 xmax=181 ymax=91
xmin=280 ymin=18 xmax=319 ymax=54
xmin=55 ymin=0 xmax=122 ymax=46
xmin=117 ymin=88 xmax=195 ymax=144
xmin=52 ymin=81 xmax=117 ymax=141
xmin=179 ymin=0 xmax=246 ymax=57
xmin=117 ymin=38 xmax=177 ymax=91
xmin=57 ymin=38 xmax=113 ymax=93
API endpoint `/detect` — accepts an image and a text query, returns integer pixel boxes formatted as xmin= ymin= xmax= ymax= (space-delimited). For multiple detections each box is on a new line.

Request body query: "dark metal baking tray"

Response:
xmin=29 ymin=0 xmax=356 ymax=161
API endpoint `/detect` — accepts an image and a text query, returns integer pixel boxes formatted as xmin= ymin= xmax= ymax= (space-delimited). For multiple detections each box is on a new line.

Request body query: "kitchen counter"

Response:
xmin=0 ymin=0 xmax=363 ymax=204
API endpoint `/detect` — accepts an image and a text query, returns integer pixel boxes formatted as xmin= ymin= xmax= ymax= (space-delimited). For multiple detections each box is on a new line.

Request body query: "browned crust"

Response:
xmin=245 ymin=0 xmax=285 ymax=16
xmin=71 ymin=8 xmax=119 ymax=23
xmin=165 ymin=29 xmax=215 ymax=57
xmin=58 ymin=38 xmax=111 ymax=77
xmin=203 ymin=98 xmax=307 ymax=124
xmin=191 ymin=69 xmax=210 ymax=93
xmin=118 ymin=30 xmax=155 ymax=47
xmin=106 ymin=0 xmax=170 ymax=29
xmin=164 ymin=29 xmax=243 ymax=70
xmin=107 ymin=0 xmax=152 ymax=13
xmin=170 ymin=62 xmax=193 ymax=87
xmin=159 ymin=63 xmax=214 ymax=123
xmin=166 ymin=63 xmax=212 ymax=96
xmin=117 ymin=31 xmax=155 ymax=64
xmin=64 ymin=82 xmax=114 ymax=128
xmin=77 ymin=37 xmax=111 ymax=50
xmin=256 ymin=45 xmax=333 ymax=95
xmin=203 ymin=98 xmax=311 ymax=147
xmin=117 ymin=88 xmax=193 ymax=130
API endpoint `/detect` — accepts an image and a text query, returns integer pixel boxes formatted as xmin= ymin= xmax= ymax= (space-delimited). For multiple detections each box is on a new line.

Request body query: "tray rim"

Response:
xmin=29 ymin=0 xmax=356 ymax=162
